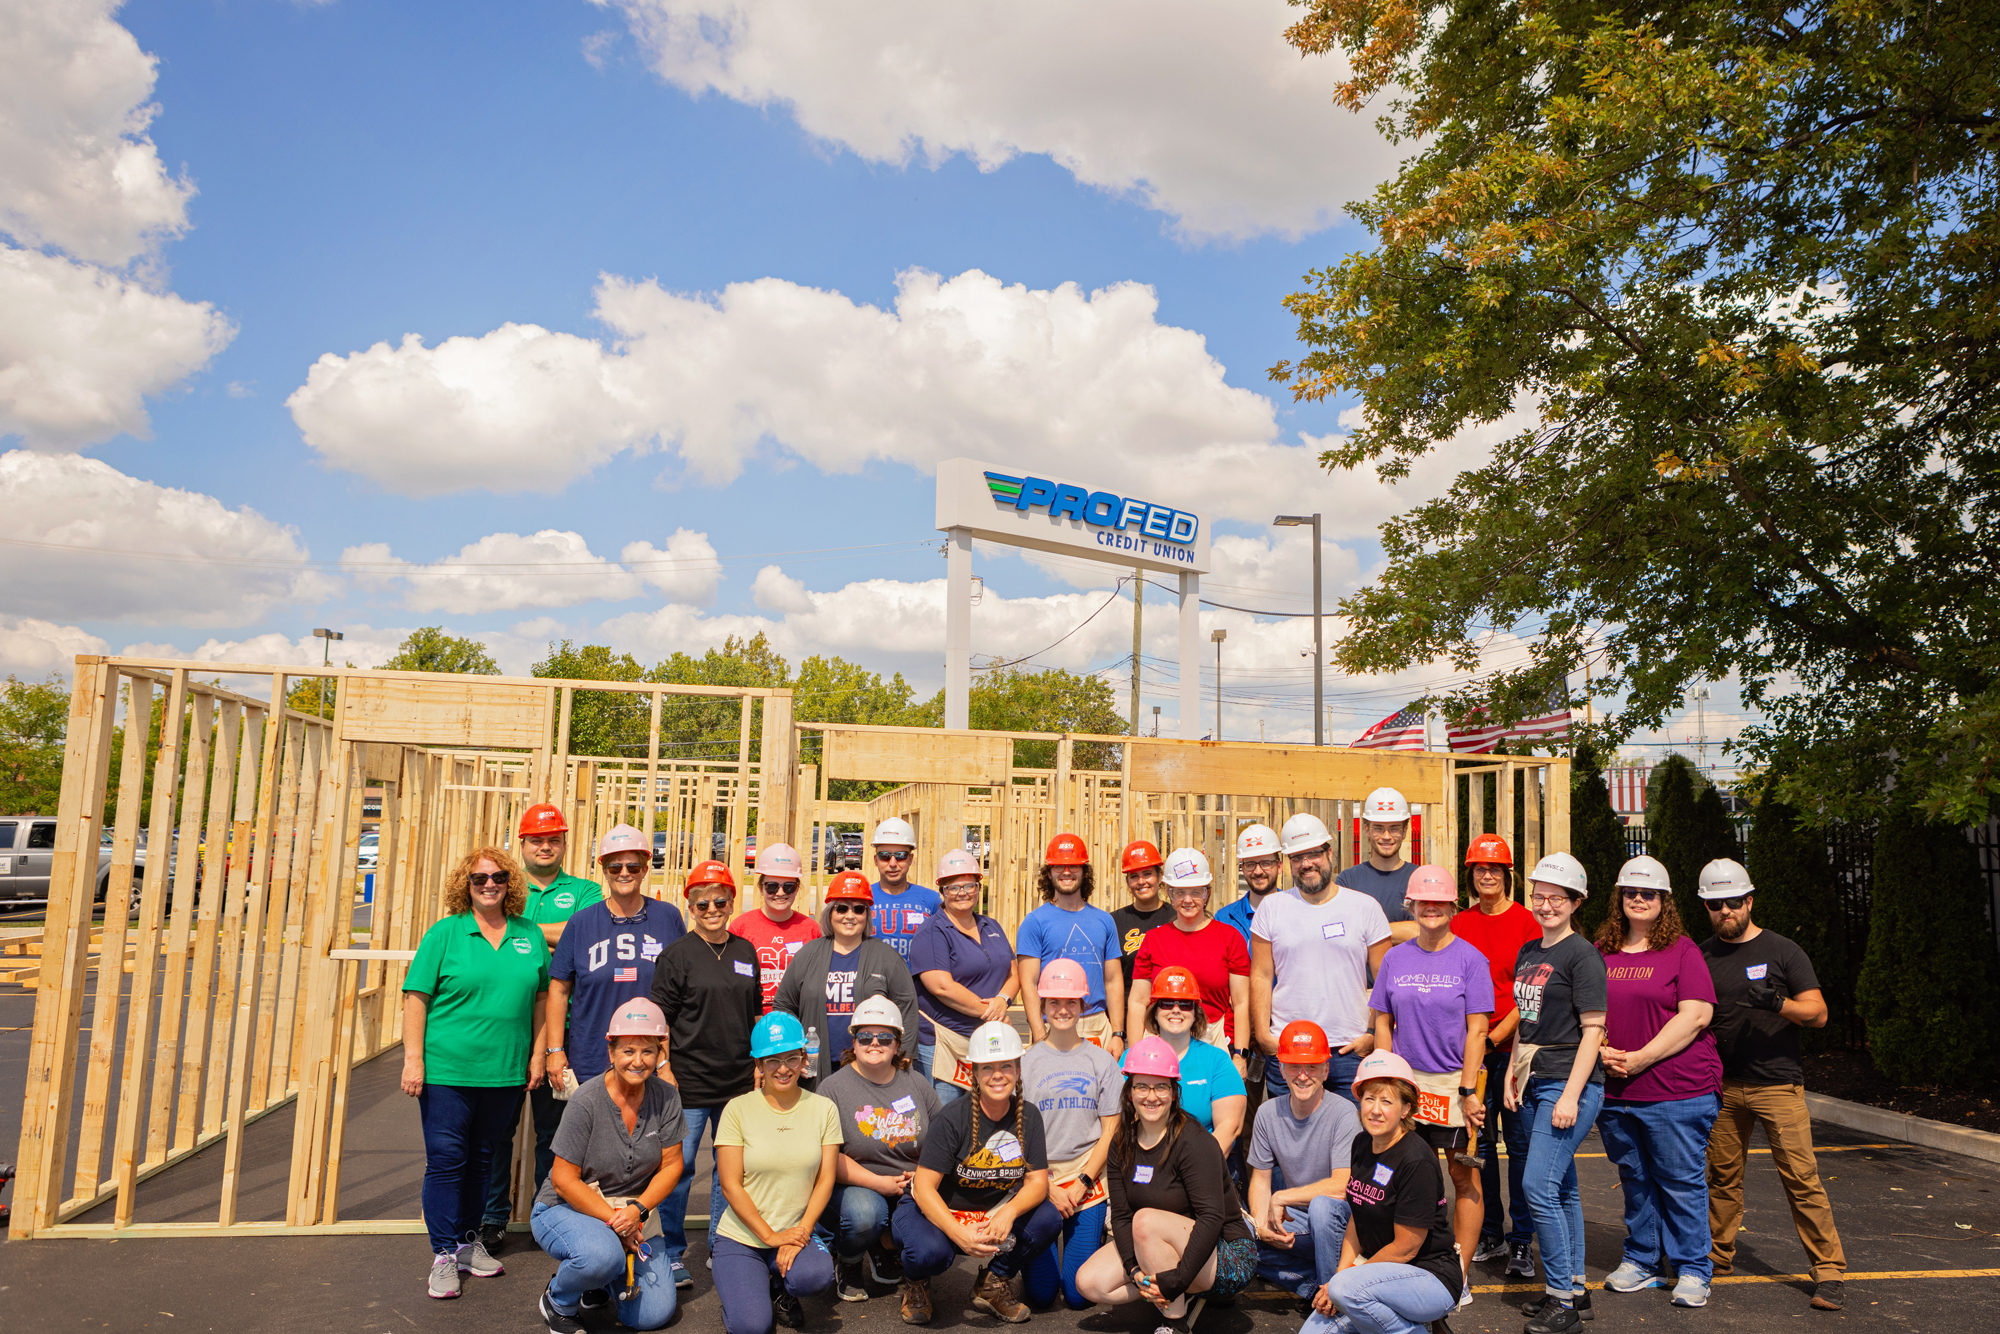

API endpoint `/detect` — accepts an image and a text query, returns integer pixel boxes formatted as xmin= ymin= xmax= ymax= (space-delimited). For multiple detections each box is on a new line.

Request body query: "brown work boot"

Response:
xmin=972 ymin=1267 xmax=1030 ymax=1323
xmin=900 ymin=1276 xmax=933 ymax=1325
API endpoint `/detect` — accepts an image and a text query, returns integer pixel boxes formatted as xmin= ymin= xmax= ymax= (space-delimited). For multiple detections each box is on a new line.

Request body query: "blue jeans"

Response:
xmin=417 ymin=1083 xmax=522 ymax=1254
xmin=1023 ymin=1200 xmax=1105 ymax=1309
xmin=711 ymin=1232 xmax=835 ymax=1334
xmin=660 ymin=1103 xmax=728 ymax=1264
xmin=530 ymin=1200 xmax=679 ymax=1329
xmin=916 ymin=1041 xmax=934 ymax=1082
xmin=1265 ymin=1050 xmax=1364 ymax=1107
xmin=1597 ymin=1093 xmax=1720 ymax=1281
xmin=893 ymin=1195 xmax=1063 ymax=1282
xmin=1521 ymin=1076 xmax=1605 ymax=1298
xmin=1255 ymin=1196 xmax=1350 ymax=1297
xmin=1480 ymin=1049 xmax=1533 ymax=1244
xmin=1327 ymin=1261 xmax=1457 ymax=1334
xmin=817 ymin=1184 xmax=896 ymax=1259
xmin=482 ymin=1080 xmax=564 ymax=1227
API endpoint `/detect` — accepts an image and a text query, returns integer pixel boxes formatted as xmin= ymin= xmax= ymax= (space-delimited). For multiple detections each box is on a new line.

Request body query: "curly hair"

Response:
xmin=442 ymin=845 xmax=526 ymax=917
xmin=1035 ymin=862 xmax=1096 ymax=902
xmin=1592 ymin=885 xmax=1686 ymax=954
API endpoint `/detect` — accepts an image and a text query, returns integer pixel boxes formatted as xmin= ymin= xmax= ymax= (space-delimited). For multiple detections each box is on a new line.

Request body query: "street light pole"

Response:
xmin=312 ymin=627 xmax=344 ymax=719
xmin=1210 ymin=628 xmax=1227 ymax=741
xmin=1274 ymin=514 xmax=1323 ymax=745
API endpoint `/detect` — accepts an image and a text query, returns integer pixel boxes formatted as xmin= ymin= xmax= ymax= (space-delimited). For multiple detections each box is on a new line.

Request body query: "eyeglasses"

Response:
xmin=1169 ymin=887 xmax=1210 ymax=900
xmin=852 ymin=1031 xmax=899 ymax=1047
xmin=829 ymin=902 xmax=869 ymax=915
xmin=1620 ymin=888 xmax=1661 ymax=902
xmin=1154 ymin=998 xmax=1198 ymax=1012
xmin=689 ymin=897 xmax=732 ymax=912
xmin=875 ymin=850 xmax=913 ymax=862
xmin=763 ymin=882 xmax=800 ymax=895
xmin=467 ymin=871 xmax=510 ymax=887
xmin=941 ymin=882 xmax=980 ymax=894
xmin=1240 ymin=857 xmax=1279 ymax=872
xmin=760 ymin=1052 xmax=805 ymax=1069
xmin=1130 ymin=1083 xmax=1174 ymax=1099
xmin=604 ymin=862 xmax=647 ymax=878
xmin=1528 ymin=893 xmax=1570 ymax=907
xmin=1706 ymin=895 xmax=1749 ymax=912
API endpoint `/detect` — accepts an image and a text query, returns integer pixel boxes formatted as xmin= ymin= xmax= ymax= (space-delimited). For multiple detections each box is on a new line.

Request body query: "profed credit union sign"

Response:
xmin=934 ymin=457 xmax=1211 ymax=575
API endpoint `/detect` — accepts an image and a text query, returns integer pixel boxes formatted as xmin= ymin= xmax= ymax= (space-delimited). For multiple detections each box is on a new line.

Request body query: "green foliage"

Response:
xmin=1744 ymin=798 xmax=1851 ymax=1049
xmin=1274 ymin=0 xmax=2000 ymax=827
xmin=648 ymin=633 xmax=791 ymax=762
xmin=533 ymin=641 xmax=650 ymax=759
xmin=1648 ymin=760 xmax=1705 ymax=940
xmin=379 ymin=627 xmax=501 ymax=675
xmin=1568 ymin=740 xmax=1624 ymax=938
xmin=1856 ymin=805 xmax=2000 ymax=1086
xmin=1 ymin=674 xmax=68 ymax=815
xmin=911 ymin=666 xmax=1131 ymax=769
xmin=792 ymin=654 xmax=921 ymax=803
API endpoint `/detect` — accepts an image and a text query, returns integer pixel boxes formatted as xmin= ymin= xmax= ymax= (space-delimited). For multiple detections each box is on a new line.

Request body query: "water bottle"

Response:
xmin=806 ymin=1025 xmax=820 ymax=1068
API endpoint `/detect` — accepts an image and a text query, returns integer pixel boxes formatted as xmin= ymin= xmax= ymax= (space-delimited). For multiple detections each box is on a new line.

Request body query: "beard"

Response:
xmin=1714 ymin=914 xmax=1749 ymax=941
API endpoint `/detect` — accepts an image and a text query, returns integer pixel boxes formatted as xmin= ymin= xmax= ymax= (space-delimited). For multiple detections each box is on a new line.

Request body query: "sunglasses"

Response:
xmin=829 ymin=902 xmax=869 ymax=915
xmin=763 ymin=882 xmax=800 ymax=895
xmin=1154 ymin=998 xmax=1199 ymax=1012
xmin=1706 ymin=895 xmax=1749 ymax=912
xmin=604 ymin=862 xmax=647 ymax=878
xmin=852 ymin=1031 xmax=899 ymax=1047
xmin=467 ymin=871 xmax=510 ymax=887
xmin=1620 ymin=888 xmax=1662 ymax=902
xmin=689 ymin=896 xmax=732 ymax=912
xmin=875 ymin=850 xmax=913 ymax=862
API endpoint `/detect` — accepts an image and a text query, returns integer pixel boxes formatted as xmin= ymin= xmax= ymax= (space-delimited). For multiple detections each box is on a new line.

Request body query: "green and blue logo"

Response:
xmin=983 ymin=471 xmax=1199 ymax=556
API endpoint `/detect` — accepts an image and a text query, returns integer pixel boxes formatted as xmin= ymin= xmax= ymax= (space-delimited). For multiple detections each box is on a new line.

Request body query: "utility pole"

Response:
xmin=1210 ymin=628 xmax=1227 ymax=741
xmin=1695 ymin=685 xmax=1710 ymax=772
xmin=1274 ymin=514 xmax=1323 ymax=745
xmin=1151 ymin=706 xmax=1161 ymax=738
xmin=1129 ymin=568 xmax=1143 ymax=736
xmin=312 ymin=627 xmax=343 ymax=719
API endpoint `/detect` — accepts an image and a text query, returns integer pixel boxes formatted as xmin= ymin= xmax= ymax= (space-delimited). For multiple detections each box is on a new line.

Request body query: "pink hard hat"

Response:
xmin=1405 ymin=864 xmax=1458 ymax=902
xmin=596 ymin=823 xmax=648 ymax=862
xmin=757 ymin=842 xmax=802 ymax=879
xmin=606 ymin=998 xmax=668 ymax=1039
xmin=1123 ymin=1035 xmax=1181 ymax=1081
xmin=937 ymin=848 xmax=981 ymax=882
xmin=1037 ymin=959 xmax=1091 ymax=999
xmin=1351 ymin=1048 xmax=1418 ymax=1097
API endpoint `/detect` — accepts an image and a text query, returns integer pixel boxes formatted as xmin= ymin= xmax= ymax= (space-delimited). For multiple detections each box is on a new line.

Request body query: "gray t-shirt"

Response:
xmin=535 ymin=1072 xmax=688 ymax=1209
xmin=1335 ymin=861 xmax=1417 ymax=924
xmin=1251 ymin=888 xmax=1392 ymax=1045
xmin=820 ymin=1064 xmax=943 ymax=1178
xmin=1022 ymin=1039 xmax=1121 ymax=1166
xmin=1248 ymin=1090 xmax=1361 ymax=1190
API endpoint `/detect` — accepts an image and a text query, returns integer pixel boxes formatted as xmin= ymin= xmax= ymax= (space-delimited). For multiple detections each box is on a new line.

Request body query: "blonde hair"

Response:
xmin=1357 ymin=1076 xmax=1419 ymax=1134
xmin=443 ymin=845 xmax=526 ymax=917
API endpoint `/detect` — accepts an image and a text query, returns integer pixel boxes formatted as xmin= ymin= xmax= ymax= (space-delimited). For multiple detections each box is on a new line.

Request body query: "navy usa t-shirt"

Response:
xmin=552 ymin=899 xmax=686 ymax=1079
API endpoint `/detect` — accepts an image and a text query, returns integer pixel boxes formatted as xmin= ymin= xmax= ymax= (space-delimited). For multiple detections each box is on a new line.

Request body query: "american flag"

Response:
xmin=1350 ymin=703 xmax=1429 ymax=751
xmin=1447 ymin=689 xmax=1573 ymax=753
xmin=613 ymin=967 xmax=637 ymax=982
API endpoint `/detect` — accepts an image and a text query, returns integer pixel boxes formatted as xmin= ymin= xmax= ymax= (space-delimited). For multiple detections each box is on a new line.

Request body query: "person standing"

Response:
xmin=1019 ymin=960 xmax=1122 ymax=1311
xmin=1128 ymin=848 xmax=1251 ymax=1065
xmin=1215 ymin=823 xmax=1283 ymax=946
xmin=868 ymin=818 xmax=944 ymax=1080
xmin=1451 ymin=832 xmax=1542 ymax=1279
xmin=651 ymin=860 xmax=764 ymax=1287
xmin=1593 ymin=855 xmax=1722 ymax=1309
xmin=1251 ymin=813 xmax=1391 ymax=1101
xmin=732 ymin=843 xmax=821 ymax=1012
xmin=772 ymin=870 xmax=920 ymax=1081
xmin=1111 ymin=840 xmax=1176 ymax=994
xmin=1245 ymin=1020 xmax=1360 ymax=1303
xmin=1016 ymin=833 xmax=1126 ymax=1056
xmin=1334 ymin=788 xmax=1422 ymax=944
xmin=908 ymin=850 xmax=1019 ymax=1103
xmin=1698 ymin=857 xmax=1845 ymax=1312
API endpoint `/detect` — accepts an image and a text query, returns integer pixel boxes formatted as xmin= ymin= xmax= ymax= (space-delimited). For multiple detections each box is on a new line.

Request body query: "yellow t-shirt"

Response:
xmin=714 ymin=1088 xmax=843 ymax=1248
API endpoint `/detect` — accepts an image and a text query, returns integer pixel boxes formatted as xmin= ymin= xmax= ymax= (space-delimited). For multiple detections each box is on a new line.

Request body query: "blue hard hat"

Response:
xmin=750 ymin=1011 xmax=807 ymax=1059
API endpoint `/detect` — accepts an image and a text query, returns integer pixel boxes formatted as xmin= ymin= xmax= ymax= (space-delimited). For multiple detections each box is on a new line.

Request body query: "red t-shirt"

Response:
xmin=1132 ymin=919 xmax=1251 ymax=1042
xmin=1451 ymin=901 xmax=1543 ymax=1049
xmin=729 ymin=908 xmax=822 ymax=1010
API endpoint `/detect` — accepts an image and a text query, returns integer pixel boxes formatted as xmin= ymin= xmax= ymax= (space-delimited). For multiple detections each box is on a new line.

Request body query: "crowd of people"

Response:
xmin=398 ymin=793 xmax=1847 ymax=1334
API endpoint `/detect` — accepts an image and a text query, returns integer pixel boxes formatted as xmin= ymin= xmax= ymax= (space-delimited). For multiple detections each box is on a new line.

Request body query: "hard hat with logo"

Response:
xmin=966 ymin=1020 xmax=1026 ymax=1063
xmin=686 ymin=859 xmax=736 ymax=892
xmin=1237 ymin=824 xmax=1282 ymax=859
xmin=1036 ymin=958 xmax=1092 ymax=999
xmin=1405 ymin=864 xmax=1458 ymax=902
xmin=1351 ymin=1048 xmax=1418 ymax=1097
xmin=518 ymin=803 xmax=569 ymax=837
xmin=1150 ymin=966 xmax=1201 ymax=1003
xmin=1698 ymin=858 xmax=1755 ymax=900
xmin=1276 ymin=1019 xmax=1332 ymax=1064
xmin=1465 ymin=832 xmax=1514 ymax=867
xmin=757 ymin=843 xmax=803 ymax=880
xmin=1163 ymin=847 xmax=1213 ymax=889
xmin=872 ymin=817 xmax=916 ymax=848
xmin=1616 ymin=855 xmax=1672 ymax=892
xmin=749 ymin=1011 xmax=807 ymax=1059
xmin=1120 ymin=840 xmax=1164 ymax=873
xmin=1044 ymin=833 xmax=1090 ymax=866
xmin=1528 ymin=851 xmax=1589 ymax=897
xmin=596 ymin=823 xmax=648 ymax=862
xmin=1362 ymin=787 xmax=1411 ymax=823
xmin=1280 ymin=812 xmax=1334 ymax=856
xmin=937 ymin=848 xmax=982 ymax=883
xmin=1122 ymin=1035 xmax=1181 ymax=1081
xmin=825 ymin=870 xmax=873 ymax=902
xmin=851 ymin=994 xmax=905 ymax=1034
xmin=606 ymin=998 xmax=669 ymax=1039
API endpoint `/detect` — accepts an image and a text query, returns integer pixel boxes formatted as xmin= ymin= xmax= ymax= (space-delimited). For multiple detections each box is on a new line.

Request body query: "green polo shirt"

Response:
xmin=524 ymin=870 xmax=602 ymax=925
xmin=404 ymin=912 xmax=551 ymax=1087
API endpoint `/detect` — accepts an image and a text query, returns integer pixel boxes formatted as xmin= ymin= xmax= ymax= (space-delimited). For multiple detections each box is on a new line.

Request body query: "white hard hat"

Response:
xmin=872 ymin=817 xmax=916 ymax=848
xmin=850 ymin=994 xmax=905 ymax=1034
xmin=1162 ymin=847 xmax=1213 ymax=889
xmin=1528 ymin=851 xmax=1588 ymax=897
xmin=757 ymin=843 xmax=802 ymax=880
xmin=1615 ymin=855 xmax=1671 ymax=892
xmin=1362 ymin=787 xmax=1411 ymax=822
xmin=1280 ymin=811 xmax=1334 ymax=856
xmin=1236 ymin=823 xmax=1281 ymax=859
xmin=1698 ymin=858 xmax=1755 ymax=900
xmin=966 ymin=1020 xmax=1025 ymax=1063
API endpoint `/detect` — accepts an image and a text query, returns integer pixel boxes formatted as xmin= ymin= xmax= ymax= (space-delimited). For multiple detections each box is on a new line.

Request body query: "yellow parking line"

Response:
xmin=1512 ymin=1144 xmax=1897 ymax=1160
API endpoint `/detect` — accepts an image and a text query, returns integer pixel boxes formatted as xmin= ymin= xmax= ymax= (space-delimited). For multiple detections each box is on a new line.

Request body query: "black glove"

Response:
xmin=1741 ymin=978 xmax=1785 ymax=1012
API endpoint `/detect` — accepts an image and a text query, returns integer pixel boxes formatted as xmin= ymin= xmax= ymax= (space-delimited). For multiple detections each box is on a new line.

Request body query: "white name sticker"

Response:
xmin=892 ymin=1096 xmax=917 ymax=1114
xmin=641 ymin=940 xmax=664 ymax=961
xmin=1322 ymin=922 xmax=1347 ymax=939
xmin=1373 ymin=1163 xmax=1394 ymax=1186
xmin=734 ymin=960 xmax=755 ymax=977
xmin=1132 ymin=1166 xmax=1154 ymax=1184
xmin=1745 ymin=963 xmax=1768 ymax=980
xmin=785 ymin=940 xmax=804 ymax=954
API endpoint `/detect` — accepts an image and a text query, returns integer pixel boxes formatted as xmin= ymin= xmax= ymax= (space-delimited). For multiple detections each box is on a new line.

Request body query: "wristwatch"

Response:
xmin=1458 ymin=1086 xmax=1478 ymax=1097
xmin=1076 ymin=1172 xmax=1097 ymax=1192
xmin=1111 ymin=1031 xmax=1126 ymax=1038
xmin=546 ymin=1047 xmax=566 ymax=1055
xmin=1232 ymin=1047 xmax=1251 ymax=1058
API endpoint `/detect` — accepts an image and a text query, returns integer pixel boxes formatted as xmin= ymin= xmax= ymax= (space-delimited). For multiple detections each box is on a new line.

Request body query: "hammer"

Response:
xmin=1453 ymin=1068 xmax=1487 ymax=1170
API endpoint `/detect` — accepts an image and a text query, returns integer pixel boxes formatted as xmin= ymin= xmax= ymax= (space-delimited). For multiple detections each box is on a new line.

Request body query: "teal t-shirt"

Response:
xmin=404 ymin=912 xmax=550 ymax=1086
xmin=524 ymin=870 xmax=602 ymax=925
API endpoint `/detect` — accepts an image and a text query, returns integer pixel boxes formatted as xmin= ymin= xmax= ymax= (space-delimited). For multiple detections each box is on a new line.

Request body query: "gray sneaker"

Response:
xmin=428 ymin=1252 xmax=461 ymax=1299
xmin=1671 ymin=1275 xmax=1710 ymax=1308
xmin=457 ymin=1238 xmax=505 ymax=1277
xmin=1603 ymin=1261 xmax=1664 ymax=1293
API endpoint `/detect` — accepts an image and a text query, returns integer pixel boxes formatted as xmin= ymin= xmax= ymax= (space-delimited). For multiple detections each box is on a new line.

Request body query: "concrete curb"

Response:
xmin=1806 ymin=1091 xmax=2000 ymax=1167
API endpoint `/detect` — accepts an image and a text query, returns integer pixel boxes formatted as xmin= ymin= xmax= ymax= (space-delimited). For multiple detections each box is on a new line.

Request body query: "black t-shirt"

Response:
xmin=1701 ymin=930 xmax=1820 ymax=1085
xmin=1108 ymin=1119 xmax=1251 ymax=1300
xmin=919 ymin=1095 xmax=1048 ymax=1214
xmin=1113 ymin=902 xmax=1178 ymax=987
xmin=1344 ymin=1129 xmax=1461 ymax=1298
xmin=1513 ymin=932 xmax=1608 ymax=1082
xmin=649 ymin=932 xmax=763 ymax=1108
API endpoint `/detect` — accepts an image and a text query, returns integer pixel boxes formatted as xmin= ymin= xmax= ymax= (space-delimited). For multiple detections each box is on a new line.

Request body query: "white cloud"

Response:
xmin=0 ymin=616 xmax=109 ymax=680
xmin=597 ymin=0 xmax=1399 ymax=241
xmin=0 ymin=0 xmax=193 ymax=265
xmin=750 ymin=563 xmax=813 ymax=613
xmin=0 ymin=450 xmax=335 ymax=626
xmin=342 ymin=530 xmax=647 ymax=615
xmin=0 ymin=245 xmax=234 ymax=448
xmin=621 ymin=527 xmax=720 ymax=604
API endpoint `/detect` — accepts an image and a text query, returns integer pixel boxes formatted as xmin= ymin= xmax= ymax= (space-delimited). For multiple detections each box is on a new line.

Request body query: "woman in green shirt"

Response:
xmin=401 ymin=846 xmax=551 ymax=1300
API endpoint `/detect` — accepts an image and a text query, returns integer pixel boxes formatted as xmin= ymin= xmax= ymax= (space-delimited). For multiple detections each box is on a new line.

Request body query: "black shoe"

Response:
xmin=1811 ymin=1280 xmax=1844 ymax=1311
xmin=1523 ymin=1305 xmax=1583 ymax=1334
xmin=1522 ymin=1293 xmax=1590 ymax=1326
xmin=479 ymin=1222 xmax=508 ymax=1254
xmin=837 ymin=1257 xmax=870 ymax=1302
xmin=868 ymin=1244 xmax=905 ymax=1286
xmin=540 ymin=1286 xmax=586 ymax=1334
xmin=773 ymin=1273 xmax=806 ymax=1328
xmin=579 ymin=1287 xmax=611 ymax=1310
xmin=1506 ymin=1241 xmax=1536 ymax=1278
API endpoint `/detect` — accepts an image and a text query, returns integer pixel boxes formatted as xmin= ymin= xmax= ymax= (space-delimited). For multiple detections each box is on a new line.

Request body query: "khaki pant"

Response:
xmin=1706 ymin=1080 xmax=1846 ymax=1281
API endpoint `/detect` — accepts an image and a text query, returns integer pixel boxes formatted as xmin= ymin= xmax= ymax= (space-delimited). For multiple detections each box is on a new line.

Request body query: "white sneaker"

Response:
xmin=428 ymin=1253 xmax=461 ymax=1299
xmin=1459 ymin=1279 xmax=1475 ymax=1308
xmin=1602 ymin=1261 xmax=1663 ymax=1293
xmin=457 ymin=1239 xmax=505 ymax=1277
xmin=1671 ymin=1275 xmax=1710 ymax=1308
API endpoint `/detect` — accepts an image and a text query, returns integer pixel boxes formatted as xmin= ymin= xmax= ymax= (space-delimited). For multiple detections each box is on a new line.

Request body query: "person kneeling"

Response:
xmin=1077 ymin=1036 xmax=1256 ymax=1334
xmin=531 ymin=1001 xmax=686 ymax=1333
xmin=896 ymin=1021 xmax=1062 ymax=1324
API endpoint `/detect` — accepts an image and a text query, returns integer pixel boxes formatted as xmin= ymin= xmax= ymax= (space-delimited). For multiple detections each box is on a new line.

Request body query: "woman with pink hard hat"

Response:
xmin=1019 ymin=959 xmax=1121 ymax=1310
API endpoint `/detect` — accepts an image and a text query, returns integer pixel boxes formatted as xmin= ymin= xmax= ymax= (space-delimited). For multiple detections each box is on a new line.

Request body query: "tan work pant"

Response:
xmin=1706 ymin=1080 xmax=1846 ymax=1281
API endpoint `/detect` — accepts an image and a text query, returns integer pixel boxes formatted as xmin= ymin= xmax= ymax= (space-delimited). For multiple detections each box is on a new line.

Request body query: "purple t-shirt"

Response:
xmin=1601 ymin=935 xmax=1724 ymax=1103
xmin=1367 ymin=937 xmax=1497 ymax=1075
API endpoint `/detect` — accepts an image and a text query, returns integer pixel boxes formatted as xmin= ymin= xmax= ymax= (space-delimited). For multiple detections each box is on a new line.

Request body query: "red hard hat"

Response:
xmin=825 ymin=870 xmax=873 ymax=903
xmin=518 ymin=803 xmax=568 ymax=837
xmin=1276 ymin=1019 xmax=1332 ymax=1064
xmin=1120 ymin=840 xmax=1164 ymax=873
xmin=686 ymin=860 xmax=736 ymax=891
xmin=1044 ymin=833 xmax=1090 ymax=866
xmin=1465 ymin=832 xmax=1514 ymax=867
xmin=1150 ymin=966 xmax=1201 ymax=1003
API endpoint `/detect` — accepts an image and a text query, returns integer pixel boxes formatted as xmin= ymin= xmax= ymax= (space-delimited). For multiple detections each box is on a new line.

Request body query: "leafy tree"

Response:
xmin=379 ymin=627 xmax=500 ymax=675
xmin=792 ymin=654 xmax=921 ymax=804
xmin=534 ymin=641 xmax=650 ymax=759
xmin=1682 ymin=785 xmax=1743 ymax=942
xmin=1274 ymin=0 xmax=2000 ymax=829
xmin=1648 ymin=759 xmax=1704 ymax=938
xmin=911 ymin=666 xmax=1130 ymax=770
xmin=1856 ymin=804 xmax=2000 ymax=1085
xmin=1 ymin=674 xmax=68 ymax=815
xmin=649 ymin=633 xmax=792 ymax=761
xmin=1568 ymin=740 xmax=1624 ymax=938
xmin=1744 ymin=798 xmax=1852 ymax=1048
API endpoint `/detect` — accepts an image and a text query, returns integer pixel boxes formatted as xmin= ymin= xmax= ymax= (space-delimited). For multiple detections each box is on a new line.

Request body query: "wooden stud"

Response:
xmin=148 ymin=691 xmax=214 ymax=1167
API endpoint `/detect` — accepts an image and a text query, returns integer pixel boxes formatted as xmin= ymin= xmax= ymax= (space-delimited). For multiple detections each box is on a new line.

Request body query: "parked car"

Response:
xmin=357 ymin=830 xmax=379 ymax=871
xmin=0 ymin=817 xmax=151 ymax=911
xmin=838 ymin=832 xmax=864 ymax=870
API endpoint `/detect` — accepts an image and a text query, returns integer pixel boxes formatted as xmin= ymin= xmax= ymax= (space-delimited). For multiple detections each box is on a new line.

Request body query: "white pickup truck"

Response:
xmin=0 ymin=817 xmax=155 ymax=911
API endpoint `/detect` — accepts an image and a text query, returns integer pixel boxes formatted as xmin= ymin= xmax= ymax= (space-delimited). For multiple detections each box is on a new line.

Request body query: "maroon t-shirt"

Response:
xmin=1600 ymin=935 xmax=1724 ymax=1103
